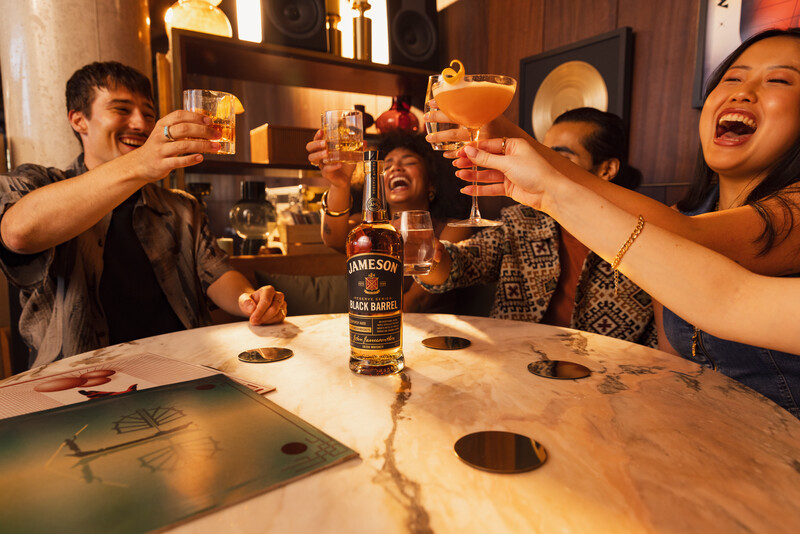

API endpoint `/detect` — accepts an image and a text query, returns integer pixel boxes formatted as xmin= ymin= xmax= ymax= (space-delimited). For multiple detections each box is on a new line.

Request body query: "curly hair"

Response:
xmin=377 ymin=131 xmax=470 ymax=221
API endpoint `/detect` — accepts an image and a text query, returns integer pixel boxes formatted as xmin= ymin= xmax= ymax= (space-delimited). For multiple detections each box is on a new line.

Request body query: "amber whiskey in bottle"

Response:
xmin=346 ymin=150 xmax=404 ymax=375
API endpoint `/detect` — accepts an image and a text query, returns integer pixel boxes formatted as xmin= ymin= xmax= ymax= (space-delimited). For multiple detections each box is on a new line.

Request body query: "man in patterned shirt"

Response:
xmin=417 ymin=108 xmax=655 ymax=346
xmin=0 ymin=61 xmax=287 ymax=369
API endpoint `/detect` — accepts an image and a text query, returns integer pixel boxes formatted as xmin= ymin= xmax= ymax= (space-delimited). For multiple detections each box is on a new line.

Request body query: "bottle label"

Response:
xmin=347 ymin=252 xmax=403 ymax=350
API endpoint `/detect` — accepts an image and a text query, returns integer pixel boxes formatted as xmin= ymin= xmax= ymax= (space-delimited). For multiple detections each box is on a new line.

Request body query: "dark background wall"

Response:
xmin=439 ymin=0 xmax=703 ymax=204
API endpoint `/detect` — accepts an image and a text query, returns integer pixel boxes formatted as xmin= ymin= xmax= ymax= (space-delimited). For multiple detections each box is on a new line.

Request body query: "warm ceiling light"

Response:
xmin=165 ymin=0 xmax=233 ymax=44
xmin=236 ymin=0 xmax=263 ymax=43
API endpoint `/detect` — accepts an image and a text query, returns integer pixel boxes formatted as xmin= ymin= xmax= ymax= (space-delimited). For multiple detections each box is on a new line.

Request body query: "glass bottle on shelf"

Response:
xmin=354 ymin=104 xmax=375 ymax=132
xmin=186 ymin=181 xmax=212 ymax=210
xmin=376 ymin=95 xmax=419 ymax=134
xmin=352 ymin=0 xmax=372 ymax=62
xmin=229 ymin=181 xmax=277 ymax=255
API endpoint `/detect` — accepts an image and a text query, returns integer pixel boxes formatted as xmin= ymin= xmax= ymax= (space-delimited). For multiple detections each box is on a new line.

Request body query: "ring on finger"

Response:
xmin=501 ymin=136 xmax=507 ymax=155
xmin=164 ymin=125 xmax=176 ymax=142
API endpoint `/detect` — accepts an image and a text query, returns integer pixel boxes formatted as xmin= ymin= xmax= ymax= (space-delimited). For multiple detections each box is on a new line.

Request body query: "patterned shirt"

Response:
xmin=418 ymin=204 xmax=656 ymax=347
xmin=0 ymin=156 xmax=232 ymax=367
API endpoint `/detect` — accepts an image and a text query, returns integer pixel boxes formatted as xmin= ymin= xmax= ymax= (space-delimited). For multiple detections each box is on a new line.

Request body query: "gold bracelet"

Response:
xmin=611 ymin=215 xmax=645 ymax=296
xmin=321 ymin=190 xmax=352 ymax=217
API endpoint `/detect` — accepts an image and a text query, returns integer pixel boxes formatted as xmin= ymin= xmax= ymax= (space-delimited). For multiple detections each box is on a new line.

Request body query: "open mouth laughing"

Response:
xmin=119 ymin=135 xmax=146 ymax=149
xmin=715 ymin=112 xmax=757 ymax=142
xmin=388 ymin=175 xmax=411 ymax=192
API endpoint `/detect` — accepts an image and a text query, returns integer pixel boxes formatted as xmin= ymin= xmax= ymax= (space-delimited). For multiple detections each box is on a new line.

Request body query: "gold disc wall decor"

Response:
xmin=532 ymin=60 xmax=609 ymax=140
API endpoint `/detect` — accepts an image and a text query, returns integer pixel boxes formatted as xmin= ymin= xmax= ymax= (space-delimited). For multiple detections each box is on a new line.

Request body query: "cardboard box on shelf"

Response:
xmin=250 ymin=124 xmax=318 ymax=166
xmin=276 ymin=223 xmax=335 ymax=255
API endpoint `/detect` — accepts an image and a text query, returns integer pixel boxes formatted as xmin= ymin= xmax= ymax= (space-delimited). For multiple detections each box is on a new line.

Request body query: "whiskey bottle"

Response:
xmin=346 ymin=150 xmax=404 ymax=375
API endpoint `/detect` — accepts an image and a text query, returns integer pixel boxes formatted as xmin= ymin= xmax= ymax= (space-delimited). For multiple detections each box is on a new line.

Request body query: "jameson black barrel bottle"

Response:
xmin=346 ymin=150 xmax=404 ymax=375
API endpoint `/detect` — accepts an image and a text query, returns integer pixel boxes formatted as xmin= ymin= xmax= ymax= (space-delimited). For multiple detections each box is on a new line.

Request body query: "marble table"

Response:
xmin=3 ymin=313 xmax=800 ymax=533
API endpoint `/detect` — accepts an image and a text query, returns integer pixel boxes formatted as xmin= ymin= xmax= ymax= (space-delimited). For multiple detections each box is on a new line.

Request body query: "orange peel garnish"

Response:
xmin=441 ymin=59 xmax=465 ymax=84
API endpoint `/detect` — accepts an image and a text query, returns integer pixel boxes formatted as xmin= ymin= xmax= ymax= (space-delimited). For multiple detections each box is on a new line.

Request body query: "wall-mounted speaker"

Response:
xmin=262 ymin=0 xmax=327 ymax=52
xmin=387 ymin=0 xmax=439 ymax=71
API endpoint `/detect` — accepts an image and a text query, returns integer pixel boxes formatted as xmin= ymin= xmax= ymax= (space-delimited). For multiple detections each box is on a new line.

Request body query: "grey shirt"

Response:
xmin=0 ymin=156 xmax=232 ymax=367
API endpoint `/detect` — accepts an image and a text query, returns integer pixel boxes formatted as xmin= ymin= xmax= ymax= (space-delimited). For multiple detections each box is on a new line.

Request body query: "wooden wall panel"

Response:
xmin=542 ymin=0 xmax=618 ymax=50
xmin=439 ymin=0 xmax=544 ymax=122
xmin=439 ymin=0 xmax=704 ymax=203
xmin=618 ymin=0 xmax=701 ymax=202
xmin=486 ymin=0 xmax=544 ymax=122
xmin=439 ymin=0 xmax=489 ymax=72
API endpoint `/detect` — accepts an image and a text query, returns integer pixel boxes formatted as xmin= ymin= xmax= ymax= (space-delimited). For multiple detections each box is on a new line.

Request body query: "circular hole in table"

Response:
xmin=238 ymin=347 xmax=294 ymax=363
xmin=421 ymin=336 xmax=471 ymax=350
xmin=527 ymin=360 xmax=591 ymax=379
xmin=454 ymin=431 xmax=547 ymax=473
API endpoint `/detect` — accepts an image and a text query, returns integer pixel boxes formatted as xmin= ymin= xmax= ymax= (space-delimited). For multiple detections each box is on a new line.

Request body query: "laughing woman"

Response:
xmin=306 ymin=131 xmax=473 ymax=311
xmin=435 ymin=29 xmax=800 ymax=417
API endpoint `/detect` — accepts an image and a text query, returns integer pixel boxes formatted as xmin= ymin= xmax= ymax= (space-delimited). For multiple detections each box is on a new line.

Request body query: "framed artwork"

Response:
xmin=519 ymin=27 xmax=633 ymax=141
xmin=693 ymin=0 xmax=800 ymax=108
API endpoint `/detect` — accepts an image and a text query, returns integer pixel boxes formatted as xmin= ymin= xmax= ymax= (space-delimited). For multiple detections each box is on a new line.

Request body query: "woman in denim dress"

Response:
xmin=430 ymin=28 xmax=800 ymax=418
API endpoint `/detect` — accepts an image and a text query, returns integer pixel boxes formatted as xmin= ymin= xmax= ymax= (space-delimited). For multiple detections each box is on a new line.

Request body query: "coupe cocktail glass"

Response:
xmin=432 ymin=74 xmax=516 ymax=227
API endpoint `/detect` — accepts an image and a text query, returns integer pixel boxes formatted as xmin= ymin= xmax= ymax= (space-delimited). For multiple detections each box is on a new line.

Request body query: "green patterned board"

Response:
xmin=0 ymin=374 xmax=358 ymax=533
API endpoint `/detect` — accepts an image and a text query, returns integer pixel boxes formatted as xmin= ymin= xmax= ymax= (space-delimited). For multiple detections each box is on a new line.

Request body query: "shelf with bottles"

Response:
xmin=186 ymin=159 xmax=317 ymax=175
xmin=170 ymin=29 xmax=432 ymax=113
xmin=165 ymin=30 xmax=433 ymax=180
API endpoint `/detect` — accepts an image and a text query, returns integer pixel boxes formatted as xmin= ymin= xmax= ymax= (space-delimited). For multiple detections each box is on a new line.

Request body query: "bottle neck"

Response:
xmin=361 ymin=159 xmax=388 ymax=223
xmin=241 ymin=181 xmax=266 ymax=201
xmin=392 ymin=95 xmax=411 ymax=112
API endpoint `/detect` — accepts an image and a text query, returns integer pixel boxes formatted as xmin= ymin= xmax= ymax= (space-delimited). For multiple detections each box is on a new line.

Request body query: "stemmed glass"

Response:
xmin=431 ymin=74 xmax=516 ymax=227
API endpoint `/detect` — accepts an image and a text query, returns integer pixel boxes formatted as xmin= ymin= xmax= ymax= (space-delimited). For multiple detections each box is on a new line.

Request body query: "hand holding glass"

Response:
xmin=425 ymin=75 xmax=466 ymax=151
xmin=392 ymin=210 xmax=436 ymax=276
xmin=322 ymin=110 xmax=364 ymax=164
xmin=431 ymin=74 xmax=516 ymax=227
xmin=183 ymin=89 xmax=236 ymax=154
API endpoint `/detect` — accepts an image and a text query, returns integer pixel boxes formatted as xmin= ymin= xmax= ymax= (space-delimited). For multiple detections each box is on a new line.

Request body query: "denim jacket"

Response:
xmin=662 ymin=185 xmax=800 ymax=417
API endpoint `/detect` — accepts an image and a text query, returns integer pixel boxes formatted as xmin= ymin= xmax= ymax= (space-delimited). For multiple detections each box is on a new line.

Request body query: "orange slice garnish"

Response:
xmin=441 ymin=59 xmax=465 ymax=84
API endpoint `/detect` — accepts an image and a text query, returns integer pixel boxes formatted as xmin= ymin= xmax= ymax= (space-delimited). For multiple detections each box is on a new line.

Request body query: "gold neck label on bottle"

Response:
xmin=362 ymin=158 xmax=387 ymax=221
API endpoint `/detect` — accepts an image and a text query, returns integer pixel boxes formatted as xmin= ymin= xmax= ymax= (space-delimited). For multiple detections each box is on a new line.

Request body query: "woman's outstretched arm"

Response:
xmin=461 ymin=141 xmax=800 ymax=355
xmin=441 ymin=130 xmax=800 ymax=277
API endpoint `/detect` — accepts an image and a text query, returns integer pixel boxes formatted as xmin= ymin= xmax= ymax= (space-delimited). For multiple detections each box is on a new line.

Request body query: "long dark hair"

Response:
xmin=553 ymin=107 xmax=641 ymax=191
xmin=677 ymin=28 xmax=800 ymax=253
xmin=377 ymin=131 xmax=470 ymax=221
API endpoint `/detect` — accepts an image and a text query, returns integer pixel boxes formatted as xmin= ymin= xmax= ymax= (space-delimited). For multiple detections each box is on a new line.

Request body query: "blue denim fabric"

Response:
xmin=662 ymin=185 xmax=800 ymax=418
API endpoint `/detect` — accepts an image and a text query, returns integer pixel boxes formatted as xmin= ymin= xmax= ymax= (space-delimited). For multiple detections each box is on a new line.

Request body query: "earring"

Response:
xmin=428 ymin=190 xmax=436 ymax=202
